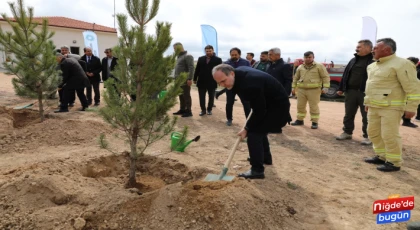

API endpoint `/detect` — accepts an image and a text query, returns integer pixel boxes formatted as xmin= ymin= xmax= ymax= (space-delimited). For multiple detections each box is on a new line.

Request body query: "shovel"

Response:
xmin=204 ymin=110 xmax=253 ymax=181
xmin=14 ymin=102 xmax=37 ymax=110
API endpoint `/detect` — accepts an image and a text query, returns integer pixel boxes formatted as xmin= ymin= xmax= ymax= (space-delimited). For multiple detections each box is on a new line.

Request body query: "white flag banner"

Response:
xmin=361 ymin=16 xmax=377 ymax=46
xmin=82 ymin=30 xmax=99 ymax=57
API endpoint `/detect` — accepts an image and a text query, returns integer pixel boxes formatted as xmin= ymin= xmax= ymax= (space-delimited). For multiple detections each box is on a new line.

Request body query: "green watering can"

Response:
xmin=170 ymin=132 xmax=200 ymax=152
xmin=159 ymin=91 xmax=167 ymax=99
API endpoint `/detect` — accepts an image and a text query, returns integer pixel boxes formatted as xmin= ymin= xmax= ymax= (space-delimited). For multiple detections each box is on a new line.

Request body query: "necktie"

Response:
xmin=88 ymin=57 xmax=90 ymax=63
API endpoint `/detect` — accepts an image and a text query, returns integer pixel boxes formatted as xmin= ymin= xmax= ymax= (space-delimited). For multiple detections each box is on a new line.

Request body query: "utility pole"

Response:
xmin=113 ymin=0 xmax=116 ymax=28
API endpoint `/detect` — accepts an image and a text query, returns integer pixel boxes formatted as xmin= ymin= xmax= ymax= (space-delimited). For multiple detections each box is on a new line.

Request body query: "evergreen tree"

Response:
xmin=0 ymin=0 xmax=60 ymax=121
xmin=99 ymin=0 xmax=186 ymax=187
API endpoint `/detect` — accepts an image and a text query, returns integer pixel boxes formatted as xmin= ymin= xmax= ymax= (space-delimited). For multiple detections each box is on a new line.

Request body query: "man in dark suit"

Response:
xmin=54 ymin=53 xmax=90 ymax=113
xmin=101 ymin=48 xmax=119 ymax=94
xmin=101 ymin=48 xmax=118 ymax=81
xmin=212 ymin=64 xmax=292 ymax=179
xmin=193 ymin=45 xmax=222 ymax=116
xmin=81 ymin=47 xmax=102 ymax=106
xmin=266 ymin=47 xmax=293 ymax=95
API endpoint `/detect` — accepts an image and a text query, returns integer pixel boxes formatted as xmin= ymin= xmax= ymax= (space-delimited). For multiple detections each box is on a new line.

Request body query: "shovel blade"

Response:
xmin=204 ymin=173 xmax=235 ymax=182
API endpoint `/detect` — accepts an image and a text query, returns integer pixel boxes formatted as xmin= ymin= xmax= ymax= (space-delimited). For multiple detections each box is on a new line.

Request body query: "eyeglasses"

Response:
xmin=104 ymin=52 xmax=109 ymax=54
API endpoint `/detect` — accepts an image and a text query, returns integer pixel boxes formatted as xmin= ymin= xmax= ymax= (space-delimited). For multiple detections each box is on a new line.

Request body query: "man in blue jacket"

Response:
xmin=215 ymin=47 xmax=251 ymax=126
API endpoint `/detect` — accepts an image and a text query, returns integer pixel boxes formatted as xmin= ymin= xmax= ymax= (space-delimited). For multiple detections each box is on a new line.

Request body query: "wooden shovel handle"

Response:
xmin=223 ymin=110 xmax=253 ymax=169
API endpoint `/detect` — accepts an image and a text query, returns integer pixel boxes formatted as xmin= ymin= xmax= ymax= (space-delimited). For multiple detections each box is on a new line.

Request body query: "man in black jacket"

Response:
xmin=336 ymin=40 xmax=374 ymax=144
xmin=81 ymin=47 xmax=102 ymax=106
xmin=212 ymin=64 xmax=292 ymax=179
xmin=54 ymin=54 xmax=90 ymax=113
xmin=101 ymin=48 xmax=119 ymax=94
xmin=193 ymin=45 xmax=222 ymax=116
xmin=266 ymin=47 xmax=293 ymax=95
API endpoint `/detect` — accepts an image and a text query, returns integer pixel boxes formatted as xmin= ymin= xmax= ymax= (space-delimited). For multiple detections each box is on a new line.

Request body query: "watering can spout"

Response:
xmin=170 ymin=132 xmax=200 ymax=152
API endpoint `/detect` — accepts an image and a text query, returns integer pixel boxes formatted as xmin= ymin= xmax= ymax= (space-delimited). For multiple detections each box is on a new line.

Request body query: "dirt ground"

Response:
xmin=0 ymin=72 xmax=419 ymax=230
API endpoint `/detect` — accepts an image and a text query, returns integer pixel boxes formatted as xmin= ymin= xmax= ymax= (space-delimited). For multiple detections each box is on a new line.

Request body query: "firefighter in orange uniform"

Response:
xmin=364 ymin=38 xmax=420 ymax=172
xmin=291 ymin=51 xmax=330 ymax=129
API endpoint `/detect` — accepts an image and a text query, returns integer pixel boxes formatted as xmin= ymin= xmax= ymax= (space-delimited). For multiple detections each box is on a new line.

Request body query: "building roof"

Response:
xmin=0 ymin=16 xmax=117 ymax=33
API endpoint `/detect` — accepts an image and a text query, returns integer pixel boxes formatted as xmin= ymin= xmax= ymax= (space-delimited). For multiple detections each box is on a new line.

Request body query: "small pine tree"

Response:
xmin=0 ymin=0 xmax=59 ymax=122
xmin=99 ymin=0 xmax=187 ymax=188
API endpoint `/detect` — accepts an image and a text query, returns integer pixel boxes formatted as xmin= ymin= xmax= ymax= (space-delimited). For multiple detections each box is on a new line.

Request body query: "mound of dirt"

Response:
xmin=0 ymin=111 xmax=113 ymax=154
xmin=0 ymin=153 xmax=321 ymax=230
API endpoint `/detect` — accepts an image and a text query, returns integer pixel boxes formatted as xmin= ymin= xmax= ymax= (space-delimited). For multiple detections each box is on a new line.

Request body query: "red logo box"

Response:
xmin=373 ymin=196 xmax=414 ymax=214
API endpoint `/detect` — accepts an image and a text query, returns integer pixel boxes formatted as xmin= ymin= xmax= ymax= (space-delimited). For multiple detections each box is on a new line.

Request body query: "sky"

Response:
xmin=1 ymin=0 xmax=419 ymax=64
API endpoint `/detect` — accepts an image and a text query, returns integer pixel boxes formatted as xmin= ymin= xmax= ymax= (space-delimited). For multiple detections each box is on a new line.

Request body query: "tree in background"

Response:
xmin=0 ymin=0 xmax=59 ymax=121
xmin=99 ymin=0 xmax=186 ymax=188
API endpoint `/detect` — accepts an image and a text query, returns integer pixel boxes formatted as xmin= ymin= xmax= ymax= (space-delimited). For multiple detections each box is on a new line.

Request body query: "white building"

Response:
xmin=0 ymin=16 xmax=118 ymax=67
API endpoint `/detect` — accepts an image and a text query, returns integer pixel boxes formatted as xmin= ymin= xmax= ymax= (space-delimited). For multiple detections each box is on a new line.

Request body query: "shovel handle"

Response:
xmin=223 ymin=110 xmax=253 ymax=169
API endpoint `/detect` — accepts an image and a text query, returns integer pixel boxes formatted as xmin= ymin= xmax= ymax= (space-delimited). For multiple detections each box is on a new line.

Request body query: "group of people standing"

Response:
xmin=54 ymin=46 xmax=118 ymax=113
xmin=173 ymin=37 xmax=420 ymax=178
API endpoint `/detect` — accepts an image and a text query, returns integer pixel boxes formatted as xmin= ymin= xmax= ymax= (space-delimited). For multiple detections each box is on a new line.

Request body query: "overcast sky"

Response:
xmin=1 ymin=0 xmax=419 ymax=64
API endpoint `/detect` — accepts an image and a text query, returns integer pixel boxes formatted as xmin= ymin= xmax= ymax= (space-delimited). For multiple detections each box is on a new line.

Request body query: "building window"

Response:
xmin=70 ymin=46 xmax=79 ymax=55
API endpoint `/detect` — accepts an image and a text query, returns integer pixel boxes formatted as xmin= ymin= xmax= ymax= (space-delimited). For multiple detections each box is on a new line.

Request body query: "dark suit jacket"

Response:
xmin=59 ymin=57 xmax=90 ymax=89
xmin=80 ymin=55 xmax=102 ymax=82
xmin=232 ymin=66 xmax=292 ymax=133
xmin=193 ymin=55 xmax=222 ymax=89
xmin=101 ymin=56 xmax=118 ymax=81
xmin=266 ymin=58 xmax=293 ymax=95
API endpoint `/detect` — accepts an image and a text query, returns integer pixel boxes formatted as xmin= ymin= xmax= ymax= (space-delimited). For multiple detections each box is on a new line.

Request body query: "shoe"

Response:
xmin=207 ymin=110 xmax=212 ymax=115
xmin=291 ymin=120 xmax=304 ymax=126
xmin=414 ymin=118 xmax=420 ymax=121
xmin=215 ymin=91 xmax=222 ymax=100
xmin=226 ymin=120 xmax=232 ymax=126
xmin=238 ymin=169 xmax=265 ymax=179
xmin=94 ymin=102 xmax=100 ymax=106
xmin=364 ymin=156 xmax=386 ymax=165
xmin=87 ymin=101 xmax=92 ymax=106
xmin=173 ymin=110 xmax=185 ymax=115
xmin=361 ymin=137 xmax=372 ymax=145
xmin=311 ymin=122 xmax=318 ymax=129
xmin=336 ymin=132 xmax=352 ymax=140
xmin=377 ymin=162 xmax=401 ymax=172
xmin=402 ymin=122 xmax=418 ymax=128
xmin=68 ymin=103 xmax=75 ymax=107
xmin=54 ymin=109 xmax=69 ymax=113
xmin=247 ymin=157 xmax=272 ymax=165
xmin=181 ymin=111 xmax=193 ymax=117
xmin=79 ymin=107 xmax=88 ymax=111
xmin=213 ymin=105 xmax=216 ymax=108
xmin=199 ymin=111 xmax=206 ymax=116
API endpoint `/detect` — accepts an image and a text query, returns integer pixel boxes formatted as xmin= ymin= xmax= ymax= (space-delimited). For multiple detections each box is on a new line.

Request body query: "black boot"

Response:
xmin=291 ymin=120 xmax=304 ymax=126
xmin=173 ymin=110 xmax=185 ymax=115
xmin=238 ymin=169 xmax=265 ymax=179
xmin=364 ymin=156 xmax=385 ymax=165
xmin=402 ymin=122 xmax=418 ymax=128
xmin=181 ymin=110 xmax=193 ymax=117
xmin=311 ymin=122 xmax=318 ymax=129
xmin=377 ymin=162 xmax=401 ymax=172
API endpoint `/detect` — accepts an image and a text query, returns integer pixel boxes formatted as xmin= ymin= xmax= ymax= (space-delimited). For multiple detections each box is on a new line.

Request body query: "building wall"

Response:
xmin=0 ymin=21 xmax=118 ymax=68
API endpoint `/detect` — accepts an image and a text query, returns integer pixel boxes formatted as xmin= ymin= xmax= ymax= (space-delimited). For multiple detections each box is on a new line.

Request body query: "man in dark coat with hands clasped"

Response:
xmin=212 ymin=64 xmax=292 ymax=179
xmin=193 ymin=45 xmax=222 ymax=116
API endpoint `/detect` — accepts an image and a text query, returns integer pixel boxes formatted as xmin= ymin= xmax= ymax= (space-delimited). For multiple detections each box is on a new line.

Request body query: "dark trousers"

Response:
xmin=179 ymin=85 xmax=192 ymax=111
xmin=416 ymin=105 xmax=420 ymax=120
xmin=226 ymin=89 xmax=251 ymax=121
xmin=343 ymin=89 xmax=368 ymax=138
xmin=86 ymin=81 xmax=100 ymax=104
xmin=60 ymin=87 xmax=89 ymax=110
xmin=247 ymin=132 xmax=271 ymax=173
xmin=58 ymin=89 xmax=75 ymax=104
xmin=198 ymin=87 xmax=215 ymax=112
